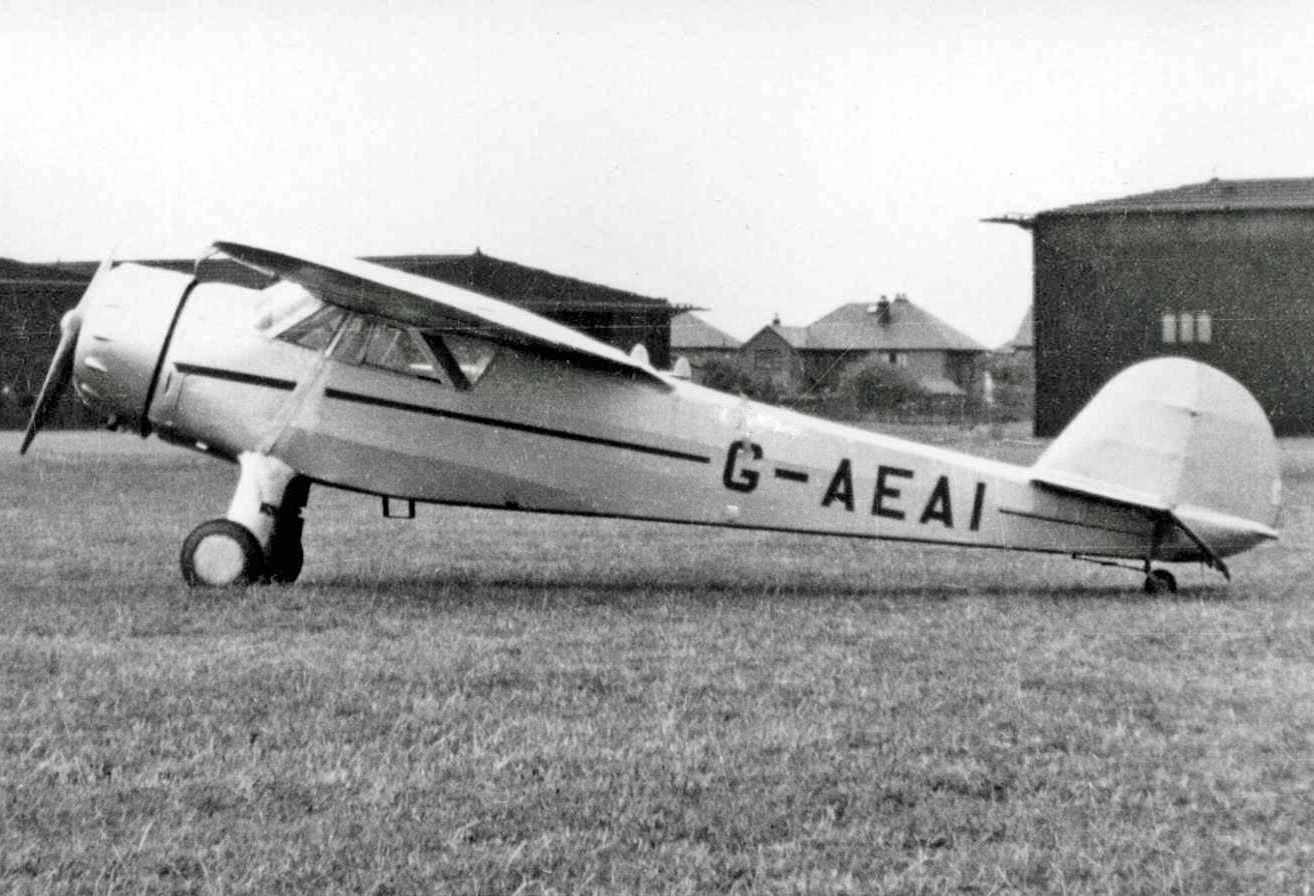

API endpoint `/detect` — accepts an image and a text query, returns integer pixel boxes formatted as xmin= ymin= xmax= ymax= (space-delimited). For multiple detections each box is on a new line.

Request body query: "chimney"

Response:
xmin=874 ymin=295 xmax=891 ymax=326
xmin=772 ymin=313 xmax=781 ymax=326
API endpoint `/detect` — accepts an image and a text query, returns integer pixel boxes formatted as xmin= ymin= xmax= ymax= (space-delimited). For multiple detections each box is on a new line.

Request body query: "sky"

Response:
xmin=4 ymin=1 xmax=1314 ymax=348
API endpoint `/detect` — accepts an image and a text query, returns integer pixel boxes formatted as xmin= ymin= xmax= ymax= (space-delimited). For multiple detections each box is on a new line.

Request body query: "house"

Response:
xmin=739 ymin=295 xmax=987 ymax=400
xmin=669 ymin=312 xmax=741 ymax=383
xmin=991 ymin=177 xmax=1314 ymax=435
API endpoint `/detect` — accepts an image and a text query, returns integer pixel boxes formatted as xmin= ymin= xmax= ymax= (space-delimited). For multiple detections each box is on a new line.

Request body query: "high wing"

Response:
xmin=214 ymin=241 xmax=672 ymax=389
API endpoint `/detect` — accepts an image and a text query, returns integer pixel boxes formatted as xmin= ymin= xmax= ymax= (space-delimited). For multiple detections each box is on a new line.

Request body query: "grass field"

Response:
xmin=3 ymin=429 xmax=1314 ymax=894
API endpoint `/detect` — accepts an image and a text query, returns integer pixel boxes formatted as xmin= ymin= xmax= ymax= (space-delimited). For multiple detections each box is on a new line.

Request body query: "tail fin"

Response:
xmin=1032 ymin=358 xmax=1280 ymax=565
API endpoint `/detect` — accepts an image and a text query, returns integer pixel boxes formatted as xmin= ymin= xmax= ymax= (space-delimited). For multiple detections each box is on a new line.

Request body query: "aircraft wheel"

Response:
xmin=180 ymin=519 xmax=264 ymax=587
xmin=262 ymin=531 xmax=304 ymax=585
xmin=1143 ymin=568 xmax=1178 ymax=595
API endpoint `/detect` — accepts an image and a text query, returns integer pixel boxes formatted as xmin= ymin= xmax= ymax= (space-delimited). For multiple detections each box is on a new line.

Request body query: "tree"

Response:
xmin=984 ymin=352 xmax=1034 ymax=422
xmin=699 ymin=357 xmax=782 ymax=404
xmin=840 ymin=360 xmax=932 ymax=412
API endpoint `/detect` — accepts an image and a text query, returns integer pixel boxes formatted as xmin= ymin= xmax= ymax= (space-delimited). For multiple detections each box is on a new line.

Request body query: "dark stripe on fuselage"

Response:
xmin=173 ymin=363 xmax=298 ymax=392
xmin=324 ymin=386 xmax=711 ymax=464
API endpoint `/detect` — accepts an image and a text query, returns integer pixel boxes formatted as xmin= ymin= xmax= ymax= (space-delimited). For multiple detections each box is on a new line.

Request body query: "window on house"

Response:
xmin=755 ymin=349 xmax=781 ymax=372
xmin=1196 ymin=311 xmax=1212 ymax=343
xmin=886 ymin=351 xmax=907 ymax=367
xmin=1161 ymin=313 xmax=1177 ymax=344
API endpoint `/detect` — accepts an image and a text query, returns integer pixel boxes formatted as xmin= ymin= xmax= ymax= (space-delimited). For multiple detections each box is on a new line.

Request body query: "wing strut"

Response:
xmin=1166 ymin=512 xmax=1230 ymax=581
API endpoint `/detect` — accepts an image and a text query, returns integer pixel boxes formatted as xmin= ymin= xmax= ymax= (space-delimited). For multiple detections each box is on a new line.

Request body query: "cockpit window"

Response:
xmin=255 ymin=281 xmax=322 ymax=335
xmin=276 ymin=304 xmax=347 ymax=353
xmin=331 ymin=316 xmax=444 ymax=382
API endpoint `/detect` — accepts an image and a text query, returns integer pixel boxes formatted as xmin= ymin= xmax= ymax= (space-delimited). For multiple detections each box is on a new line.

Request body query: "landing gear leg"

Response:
xmin=1140 ymin=517 xmax=1177 ymax=595
xmin=180 ymin=452 xmax=299 ymax=587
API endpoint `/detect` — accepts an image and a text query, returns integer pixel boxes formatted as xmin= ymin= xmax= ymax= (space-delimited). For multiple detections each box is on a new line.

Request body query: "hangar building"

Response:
xmin=0 ymin=260 xmax=99 ymax=429
xmin=3 ymin=250 xmax=683 ymax=429
xmin=992 ymin=177 xmax=1314 ymax=436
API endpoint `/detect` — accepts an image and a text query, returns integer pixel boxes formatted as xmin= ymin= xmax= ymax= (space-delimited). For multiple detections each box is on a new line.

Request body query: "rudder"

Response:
xmin=1032 ymin=358 xmax=1279 ymax=559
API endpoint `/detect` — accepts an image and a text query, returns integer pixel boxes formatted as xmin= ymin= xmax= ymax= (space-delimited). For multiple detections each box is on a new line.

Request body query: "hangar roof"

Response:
xmin=375 ymin=251 xmax=681 ymax=314
xmin=1042 ymin=177 xmax=1314 ymax=216
xmin=49 ymin=250 xmax=682 ymax=316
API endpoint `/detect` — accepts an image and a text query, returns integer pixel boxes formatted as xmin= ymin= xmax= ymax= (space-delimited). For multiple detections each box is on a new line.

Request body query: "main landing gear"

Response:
xmin=179 ymin=452 xmax=310 ymax=587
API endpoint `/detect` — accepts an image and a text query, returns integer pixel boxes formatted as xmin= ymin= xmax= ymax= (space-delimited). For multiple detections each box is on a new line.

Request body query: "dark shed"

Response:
xmin=991 ymin=177 xmax=1314 ymax=435
xmin=0 ymin=259 xmax=99 ymax=429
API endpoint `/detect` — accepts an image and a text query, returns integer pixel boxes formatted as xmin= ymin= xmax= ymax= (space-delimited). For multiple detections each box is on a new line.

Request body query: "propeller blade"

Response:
xmin=18 ymin=256 xmax=110 ymax=455
xmin=19 ymin=309 xmax=82 ymax=455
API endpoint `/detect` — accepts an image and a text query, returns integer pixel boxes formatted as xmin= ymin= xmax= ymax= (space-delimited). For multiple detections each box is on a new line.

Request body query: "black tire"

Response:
xmin=180 ymin=519 xmax=264 ymax=587
xmin=263 ymin=529 xmax=304 ymax=584
xmin=1143 ymin=568 xmax=1178 ymax=595
xmin=262 ymin=477 xmax=310 ymax=585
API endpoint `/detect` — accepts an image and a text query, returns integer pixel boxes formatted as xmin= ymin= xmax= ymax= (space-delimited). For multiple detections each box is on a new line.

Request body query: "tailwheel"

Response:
xmin=180 ymin=519 xmax=264 ymax=587
xmin=1143 ymin=568 xmax=1178 ymax=595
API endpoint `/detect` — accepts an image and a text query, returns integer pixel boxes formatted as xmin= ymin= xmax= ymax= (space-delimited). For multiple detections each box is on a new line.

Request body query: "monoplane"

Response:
xmin=21 ymin=242 xmax=1281 ymax=592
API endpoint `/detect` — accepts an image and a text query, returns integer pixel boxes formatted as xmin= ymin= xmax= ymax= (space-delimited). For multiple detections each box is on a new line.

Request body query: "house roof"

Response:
xmin=741 ymin=323 xmax=811 ymax=351
xmin=803 ymin=298 xmax=985 ymax=352
xmin=670 ymin=313 xmax=741 ymax=350
xmin=1040 ymin=177 xmax=1314 ymax=216
xmin=765 ymin=323 xmax=811 ymax=349
xmin=1005 ymin=306 xmax=1033 ymax=351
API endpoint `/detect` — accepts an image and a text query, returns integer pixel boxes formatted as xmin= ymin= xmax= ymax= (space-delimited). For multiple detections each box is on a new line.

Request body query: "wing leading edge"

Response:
xmin=214 ymin=241 xmax=671 ymax=389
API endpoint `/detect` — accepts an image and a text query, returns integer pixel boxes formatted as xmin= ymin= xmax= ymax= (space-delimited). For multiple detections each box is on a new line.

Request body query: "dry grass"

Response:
xmin=3 ymin=429 xmax=1314 ymax=894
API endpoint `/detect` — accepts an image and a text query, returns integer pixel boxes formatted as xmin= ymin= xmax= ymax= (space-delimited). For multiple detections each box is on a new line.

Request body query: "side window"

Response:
xmin=1177 ymin=312 xmax=1195 ymax=344
xmin=1161 ymin=311 xmax=1211 ymax=345
xmin=1161 ymin=312 xmax=1177 ymax=344
xmin=330 ymin=316 xmax=444 ymax=382
xmin=255 ymin=281 xmax=320 ymax=335
xmin=277 ymin=305 xmax=347 ymax=352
